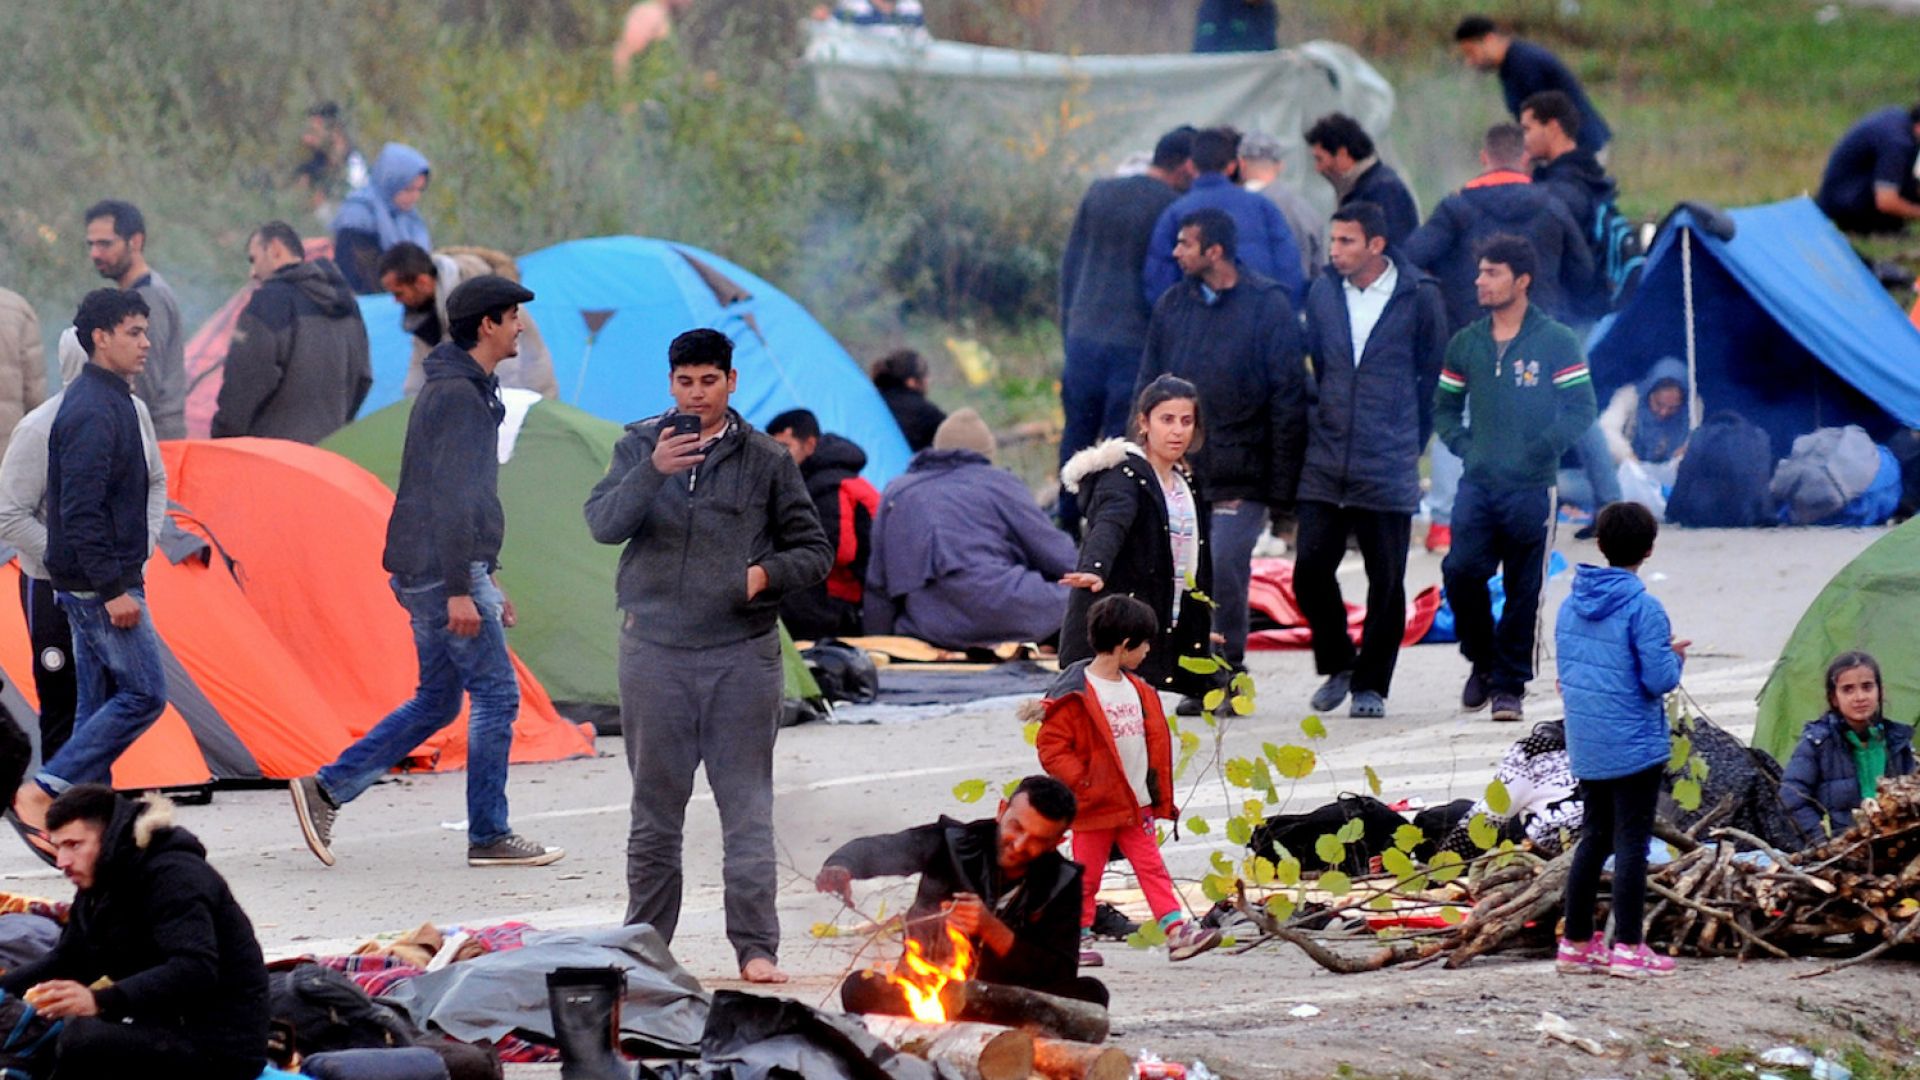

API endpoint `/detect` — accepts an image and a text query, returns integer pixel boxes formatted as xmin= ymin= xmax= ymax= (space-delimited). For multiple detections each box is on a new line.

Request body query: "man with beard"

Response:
xmin=83 ymin=201 xmax=185 ymax=439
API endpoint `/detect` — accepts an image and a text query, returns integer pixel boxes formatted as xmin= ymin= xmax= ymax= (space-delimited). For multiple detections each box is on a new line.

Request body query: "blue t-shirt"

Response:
xmin=1817 ymin=106 xmax=1919 ymax=221
xmin=1194 ymin=0 xmax=1277 ymax=53
xmin=1501 ymin=40 xmax=1611 ymax=154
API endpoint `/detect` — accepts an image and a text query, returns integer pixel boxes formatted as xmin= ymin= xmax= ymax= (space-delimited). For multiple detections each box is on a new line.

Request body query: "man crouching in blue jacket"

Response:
xmin=1553 ymin=502 xmax=1687 ymax=979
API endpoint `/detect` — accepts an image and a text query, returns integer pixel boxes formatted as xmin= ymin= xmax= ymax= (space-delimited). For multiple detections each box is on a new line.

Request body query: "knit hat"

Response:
xmin=932 ymin=408 xmax=996 ymax=460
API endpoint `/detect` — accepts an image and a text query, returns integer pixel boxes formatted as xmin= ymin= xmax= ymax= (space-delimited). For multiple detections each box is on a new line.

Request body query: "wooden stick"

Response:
xmin=1793 ymin=914 xmax=1920 ymax=980
xmin=859 ymin=1015 xmax=1035 ymax=1080
xmin=958 ymin=980 xmax=1111 ymax=1044
xmin=1646 ymin=881 xmax=1790 ymax=959
xmin=1033 ymin=1036 xmax=1133 ymax=1080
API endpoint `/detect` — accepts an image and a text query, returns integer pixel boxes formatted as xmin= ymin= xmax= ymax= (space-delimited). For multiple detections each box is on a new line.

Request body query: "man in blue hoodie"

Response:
xmin=290 ymin=275 xmax=563 ymax=871
xmin=1553 ymin=501 xmax=1685 ymax=979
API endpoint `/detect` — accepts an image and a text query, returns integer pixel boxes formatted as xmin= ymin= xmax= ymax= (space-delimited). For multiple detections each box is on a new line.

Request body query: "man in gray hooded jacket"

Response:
xmin=585 ymin=328 xmax=831 ymax=985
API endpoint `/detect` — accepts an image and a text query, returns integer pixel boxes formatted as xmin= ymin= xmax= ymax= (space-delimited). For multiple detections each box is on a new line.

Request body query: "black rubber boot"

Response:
xmin=546 ymin=967 xmax=632 ymax=1080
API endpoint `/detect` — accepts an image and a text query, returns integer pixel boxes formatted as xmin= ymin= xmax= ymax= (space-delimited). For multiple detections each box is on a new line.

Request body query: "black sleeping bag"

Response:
xmin=1666 ymin=411 xmax=1775 ymax=528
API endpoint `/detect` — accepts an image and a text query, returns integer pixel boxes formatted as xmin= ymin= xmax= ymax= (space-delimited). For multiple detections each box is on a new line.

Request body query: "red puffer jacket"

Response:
xmin=1034 ymin=661 xmax=1175 ymax=832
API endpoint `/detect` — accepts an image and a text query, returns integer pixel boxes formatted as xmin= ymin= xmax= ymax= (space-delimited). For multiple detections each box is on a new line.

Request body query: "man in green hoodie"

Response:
xmin=1434 ymin=234 xmax=1595 ymax=722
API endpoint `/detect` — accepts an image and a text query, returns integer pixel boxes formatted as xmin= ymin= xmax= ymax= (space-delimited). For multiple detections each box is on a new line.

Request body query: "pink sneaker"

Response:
xmin=1554 ymin=935 xmax=1610 ymax=975
xmin=1608 ymin=942 xmax=1674 ymax=979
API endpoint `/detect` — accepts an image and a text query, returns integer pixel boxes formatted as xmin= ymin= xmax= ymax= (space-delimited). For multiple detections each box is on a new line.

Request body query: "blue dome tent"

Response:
xmin=356 ymin=237 xmax=913 ymax=484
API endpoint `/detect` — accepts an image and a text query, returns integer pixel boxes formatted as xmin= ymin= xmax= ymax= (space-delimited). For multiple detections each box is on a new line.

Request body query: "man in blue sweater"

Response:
xmin=12 ymin=290 xmax=169 ymax=852
xmin=1455 ymin=16 xmax=1612 ymax=157
xmin=1144 ymin=128 xmax=1303 ymax=307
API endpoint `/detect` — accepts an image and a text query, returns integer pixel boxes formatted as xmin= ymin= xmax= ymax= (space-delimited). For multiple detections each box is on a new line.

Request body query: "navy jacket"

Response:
xmin=1403 ymin=174 xmax=1595 ymax=333
xmin=1554 ymin=565 xmax=1683 ymax=781
xmin=1061 ymin=174 xmax=1180 ymax=348
xmin=1134 ymin=270 xmax=1309 ymax=506
xmin=46 ymin=364 xmax=150 ymax=599
xmin=1144 ymin=173 xmax=1304 ymax=306
xmin=1781 ymin=712 xmax=1916 ymax=842
xmin=1500 ymin=40 xmax=1612 ymax=154
xmin=381 ymin=343 xmax=505 ymax=595
xmin=1298 ymin=257 xmax=1449 ymax=514
xmin=1342 ymin=162 xmax=1421 ymax=249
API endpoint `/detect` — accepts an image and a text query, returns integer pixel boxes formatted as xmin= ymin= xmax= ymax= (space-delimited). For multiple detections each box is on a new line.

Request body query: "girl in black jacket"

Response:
xmin=1057 ymin=376 xmax=1217 ymax=700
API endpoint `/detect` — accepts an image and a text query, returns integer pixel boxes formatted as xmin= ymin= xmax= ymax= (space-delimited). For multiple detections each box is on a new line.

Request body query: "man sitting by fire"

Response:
xmin=814 ymin=775 xmax=1106 ymax=1005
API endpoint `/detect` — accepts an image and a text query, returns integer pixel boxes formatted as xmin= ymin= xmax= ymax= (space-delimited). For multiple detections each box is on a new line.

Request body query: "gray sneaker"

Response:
xmin=1166 ymin=921 xmax=1223 ymax=962
xmin=289 ymin=776 xmax=337 ymax=867
xmin=468 ymin=833 xmax=565 ymax=868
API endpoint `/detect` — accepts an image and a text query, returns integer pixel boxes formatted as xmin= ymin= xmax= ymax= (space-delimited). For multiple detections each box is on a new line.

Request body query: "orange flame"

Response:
xmin=885 ymin=925 xmax=974 ymax=1023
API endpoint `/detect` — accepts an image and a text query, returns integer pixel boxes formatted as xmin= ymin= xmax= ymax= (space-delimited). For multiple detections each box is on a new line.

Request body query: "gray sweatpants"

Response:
xmin=620 ymin=626 xmax=784 ymax=967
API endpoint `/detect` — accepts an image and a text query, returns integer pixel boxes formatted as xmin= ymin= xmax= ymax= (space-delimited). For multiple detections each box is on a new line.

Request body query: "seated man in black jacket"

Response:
xmin=815 ymin=776 xmax=1104 ymax=1004
xmin=4 ymin=784 xmax=269 ymax=1080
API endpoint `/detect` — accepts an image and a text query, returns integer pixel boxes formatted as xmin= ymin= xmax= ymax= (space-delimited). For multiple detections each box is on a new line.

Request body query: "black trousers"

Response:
xmin=1292 ymin=502 xmax=1411 ymax=697
xmin=1440 ymin=481 xmax=1554 ymax=696
xmin=1562 ymin=763 xmax=1663 ymax=946
xmin=53 ymin=1017 xmax=259 ymax=1080
xmin=18 ymin=574 xmax=75 ymax=761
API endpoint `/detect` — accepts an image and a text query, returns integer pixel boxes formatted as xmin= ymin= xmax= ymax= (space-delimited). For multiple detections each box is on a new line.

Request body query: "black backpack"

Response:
xmin=268 ymin=964 xmax=419 ymax=1065
xmin=1666 ymin=411 xmax=1775 ymax=528
xmin=1246 ymin=794 xmax=1407 ymax=876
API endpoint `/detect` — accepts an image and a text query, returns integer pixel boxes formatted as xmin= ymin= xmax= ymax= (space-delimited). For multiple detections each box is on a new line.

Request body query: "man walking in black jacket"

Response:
xmin=13 ymin=289 xmax=170 ymax=850
xmin=1296 ymin=204 xmax=1449 ymax=719
xmin=5 ymin=785 xmax=268 ymax=1080
xmin=212 ymin=220 xmax=372 ymax=443
xmin=1306 ymin=114 xmax=1421 ymax=249
xmin=586 ymin=329 xmax=831 ymax=984
xmin=1135 ymin=208 xmax=1309 ymax=672
xmin=290 ymin=275 xmax=562 ymax=869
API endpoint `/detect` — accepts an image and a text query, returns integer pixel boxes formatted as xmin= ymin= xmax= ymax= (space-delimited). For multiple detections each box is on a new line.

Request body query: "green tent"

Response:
xmin=324 ymin=393 xmax=821 ymax=719
xmin=1753 ymin=518 xmax=1920 ymax=763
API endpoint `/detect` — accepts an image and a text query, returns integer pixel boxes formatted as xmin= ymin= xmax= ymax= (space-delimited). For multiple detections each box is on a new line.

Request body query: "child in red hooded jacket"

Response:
xmin=1036 ymin=595 xmax=1222 ymax=966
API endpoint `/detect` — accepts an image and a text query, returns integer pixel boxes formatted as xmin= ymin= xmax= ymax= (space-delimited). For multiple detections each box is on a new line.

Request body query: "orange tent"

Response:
xmin=0 ymin=439 xmax=593 ymax=790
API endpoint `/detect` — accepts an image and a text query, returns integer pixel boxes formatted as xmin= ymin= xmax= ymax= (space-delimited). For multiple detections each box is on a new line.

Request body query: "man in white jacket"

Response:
xmin=0 ymin=329 xmax=167 ymax=760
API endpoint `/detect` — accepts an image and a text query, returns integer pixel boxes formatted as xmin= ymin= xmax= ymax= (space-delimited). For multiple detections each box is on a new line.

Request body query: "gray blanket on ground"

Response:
xmin=376 ymin=924 xmax=710 ymax=1054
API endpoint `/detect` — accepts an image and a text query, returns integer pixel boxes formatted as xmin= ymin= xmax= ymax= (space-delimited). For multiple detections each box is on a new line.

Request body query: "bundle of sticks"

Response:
xmin=1240 ymin=773 xmax=1920 ymax=973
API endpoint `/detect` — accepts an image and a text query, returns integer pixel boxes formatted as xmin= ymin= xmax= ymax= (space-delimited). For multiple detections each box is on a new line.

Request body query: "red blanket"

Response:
xmin=1246 ymin=558 xmax=1441 ymax=650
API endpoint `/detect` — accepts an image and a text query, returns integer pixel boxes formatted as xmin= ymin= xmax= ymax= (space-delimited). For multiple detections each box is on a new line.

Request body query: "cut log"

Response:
xmin=858 ymin=1014 xmax=1034 ymax=1080
xmin=1033 ymin=1036 xmax=1133 ymax=1080
xmin=957 ymin=980 xmax=1111 ymax=1043
xmin=841 ymin=968 xmax=963 ymax=1020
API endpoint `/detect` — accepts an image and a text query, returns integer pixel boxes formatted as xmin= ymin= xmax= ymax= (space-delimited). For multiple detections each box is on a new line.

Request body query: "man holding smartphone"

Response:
xmin=585 ymin=328 xmax=831 ymax=984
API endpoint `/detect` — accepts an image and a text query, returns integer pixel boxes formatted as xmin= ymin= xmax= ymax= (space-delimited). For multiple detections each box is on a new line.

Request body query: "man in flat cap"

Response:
xmin=289 ymin=274 xmax=565 ymax=869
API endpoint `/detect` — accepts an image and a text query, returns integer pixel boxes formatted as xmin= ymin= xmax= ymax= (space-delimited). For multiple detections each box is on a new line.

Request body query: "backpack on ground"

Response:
xmin=268 ymin=964 xmax=419 ymax=1065
xmin=1246 ymin=794 xmax=1406 ymax=876
xmin=1666 ymin=411 xmax=1775 ymax=528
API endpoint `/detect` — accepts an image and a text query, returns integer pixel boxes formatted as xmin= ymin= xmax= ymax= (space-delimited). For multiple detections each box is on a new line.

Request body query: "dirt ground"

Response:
xmin=3 ymin=524 xmax=1915 ymax=1078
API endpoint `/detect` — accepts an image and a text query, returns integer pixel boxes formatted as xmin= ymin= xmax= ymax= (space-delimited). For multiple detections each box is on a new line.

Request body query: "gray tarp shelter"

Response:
xmin=804 ymin=22 xmax=1397 ymax=220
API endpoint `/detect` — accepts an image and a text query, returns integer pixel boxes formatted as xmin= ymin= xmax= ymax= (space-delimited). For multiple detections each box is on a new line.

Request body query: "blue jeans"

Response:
xmin=1057 ymin=337 xmax=1144 ymax=535
xmin=1560 ymin=422 xmax=1622 ymax=511
xmin=1428 ymin=439 xmax=1463 ymax=526
xmin=317 ymin=565 xmax=519 ymax=846
xmin=1209 ymin=500 xmax=1270 ymax=666
xmin=39 ymin=589 xmax=168 ymax=792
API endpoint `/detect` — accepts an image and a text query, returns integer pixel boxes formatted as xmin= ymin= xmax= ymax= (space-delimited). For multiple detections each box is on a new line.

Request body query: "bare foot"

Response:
xmin=741 ymin=957 xmax=788 ymax=984
xmin=12 ymin=784 xmax=51 ymax=833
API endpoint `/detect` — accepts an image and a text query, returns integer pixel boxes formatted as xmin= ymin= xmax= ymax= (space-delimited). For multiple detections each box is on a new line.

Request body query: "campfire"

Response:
xmin=887 ymin=925 xmax=975 ymax=1023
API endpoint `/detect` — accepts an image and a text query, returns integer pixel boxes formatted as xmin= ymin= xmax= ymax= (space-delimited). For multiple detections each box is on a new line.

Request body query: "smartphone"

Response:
xmin=668 ymin=413 xmax=703 ymax=439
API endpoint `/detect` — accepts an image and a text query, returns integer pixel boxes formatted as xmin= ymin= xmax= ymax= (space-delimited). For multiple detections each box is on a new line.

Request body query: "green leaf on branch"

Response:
xmin=1690 ymin=756 xmax=1710 ymax=782
xmin=1178 ymin=655 xmax=1222 ymax=675
xmin=1001 ymin=779 xmax=1021 ymax=799
xmin=1252 ymin=857 xmax=1277 ymax=885
xmin=1467 ymin=813 xmax=1499 ymax=851
xmin=809 ymin=922 xmax=841 ymax=938
xmin=1127 ymin=920 xmax=1168 ymax=948
xmin=1243 ymin=799 xmax=1265 ymax=819
xmin=1673 ymin=777 xmax=1703 ymax=812
xmin=1231 ymin=671 xmax=1255 ymax=697
xmin=1300 ymin=714 xmax=1327 ymax=740
xmin=1231 ymin=694 xmax=1255 ymax=716
xmin=1363 ymin=765 xmax=1383 ymax=796
xmin=1200 ymin=873 xmax=1235 ymax=903
xmin=1429 ymin=850 xmax=1465 ymax=883
xmin=1669 ymin=734 xmax=1692 ymax=771
xmin=952 ymin=779 xmax=987 ymax=803
xmin=1275 ymin=857 xmax=1302 ymax=886
xmin=1203 ymin=689 xmax=1227 ymax=712
xmin=1440 ymin=905 xmax=1464 ymax=925
xmin=1225 ymin=816 xmax=1253 ymax=847
xmin=1250 ymin=757 xmax=1274 ymax=794
xmin=1336 ymin=817 xmax=1366 ymax=843
xmin=1186 ymin=816 xmax=1211 ymax=835
xmin=1392 ymin=824 xmax=1425 ymax=852
xmin=1269 ymin=744 xmax=1317 ymax=780
xmin=1224 ymin=758 xmax=1255 ymax=788
xmin=1314 ymin=833 xmax=1346 ymax=864
xmin=1368 ymin=894 xmax=1396 ymax=912
xmin=1021 ymin=721 xmax=1041 ymax=747
xmin=1381 ymin=848 xmax=1416 ymax=882
xmin=1318 ymin=870 xmax=1352 ymax=897
xmin=1265 ymin=895 xmax=1296 ymax=922
xmin=1485 ymin=778 xmax=1512 ymax=816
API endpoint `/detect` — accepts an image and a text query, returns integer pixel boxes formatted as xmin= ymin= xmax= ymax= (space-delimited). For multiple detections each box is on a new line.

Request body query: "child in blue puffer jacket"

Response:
xmin=1552 ymin=502 xmax=1688 ymax=980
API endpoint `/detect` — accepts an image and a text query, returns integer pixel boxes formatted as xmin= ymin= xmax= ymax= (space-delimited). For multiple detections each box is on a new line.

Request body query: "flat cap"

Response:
xmin=445 ymin=273 xmax=534 ymax=326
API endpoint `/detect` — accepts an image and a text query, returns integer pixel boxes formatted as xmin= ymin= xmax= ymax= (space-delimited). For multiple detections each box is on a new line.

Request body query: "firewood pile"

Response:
xmin=1238 ymin=773 xmax=1920 ymax=973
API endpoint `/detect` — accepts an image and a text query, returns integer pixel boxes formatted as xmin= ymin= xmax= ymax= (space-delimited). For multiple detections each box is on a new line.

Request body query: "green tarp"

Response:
xmin=1753 ymin=518 xmax=1920 ymax=762
xmin=324 ymin=391 xmax=820 ymax=713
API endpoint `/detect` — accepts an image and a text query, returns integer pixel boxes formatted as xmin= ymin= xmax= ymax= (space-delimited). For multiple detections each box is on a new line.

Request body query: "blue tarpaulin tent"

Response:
xmin=1587 ymin=197 xmax=1920 ymax=458
xmin=356 ymin=237 xmax=913 ymax=484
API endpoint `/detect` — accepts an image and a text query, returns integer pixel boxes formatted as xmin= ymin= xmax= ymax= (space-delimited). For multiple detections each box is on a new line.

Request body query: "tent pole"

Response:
xmin=1683 ymin=229 xmax=1701 ymax=429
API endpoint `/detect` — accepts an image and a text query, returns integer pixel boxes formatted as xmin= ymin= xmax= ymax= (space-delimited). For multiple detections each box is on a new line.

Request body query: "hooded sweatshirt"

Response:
xmin=0 ymin=796 xmax=270 ymax=1072
xmin=212 ymin=258 xmax=372 ymax=443
xmin=1554 ymin=564 xmax=1683 ymax=781
xmin=780 ymin=433 xmax=880 ymax=638
xmin=332 ymin=142 xmax=432 ymax=292
xmin=1402 ymin=171 xmax=1595 ymax=333
xmin=1600 ymin=356 xmax=1692 ymax=466
xmin=381 ymin=342 xmax=506 ymax=595
xmin=0 ymin=329 xmax=166 ymax=579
